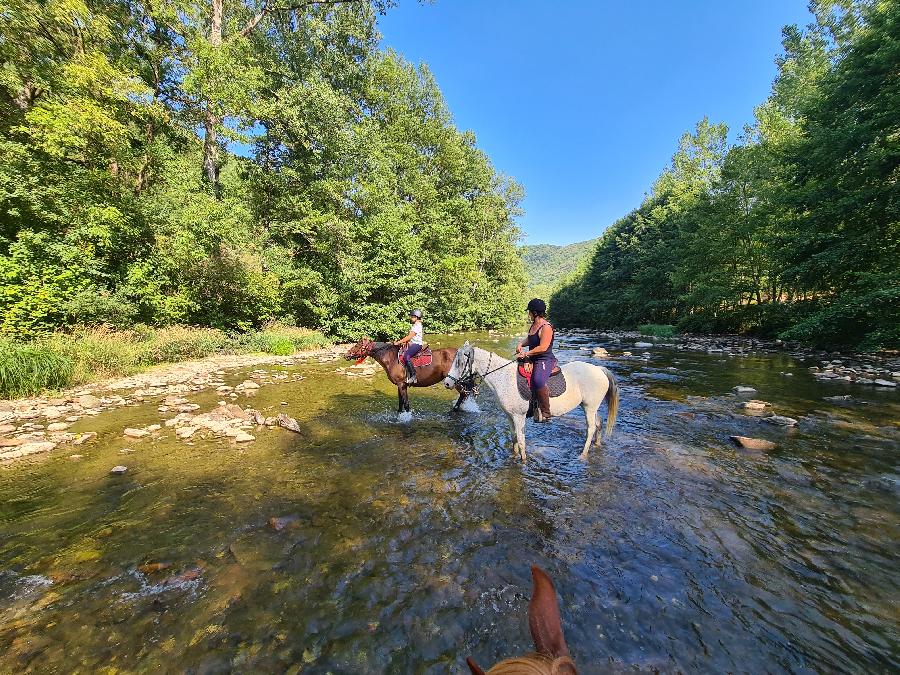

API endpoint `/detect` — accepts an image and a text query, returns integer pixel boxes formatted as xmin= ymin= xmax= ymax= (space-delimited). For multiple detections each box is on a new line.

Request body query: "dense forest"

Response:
xmin=520 ymin=238 xmax=598 ymax=298
xmin=551 ymin=0 xmax=899 ymax=351
xmin=0 ymin=0 xmax=525 ymax=341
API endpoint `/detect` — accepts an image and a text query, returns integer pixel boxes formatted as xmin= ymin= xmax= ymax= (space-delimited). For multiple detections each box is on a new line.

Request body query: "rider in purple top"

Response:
xmin=516 ymin=298 xmax=557 ymax=422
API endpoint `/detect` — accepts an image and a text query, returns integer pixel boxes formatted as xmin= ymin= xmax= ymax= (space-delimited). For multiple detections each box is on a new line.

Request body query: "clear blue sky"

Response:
xmin=377 ymin=0 xmax=814 ymax=246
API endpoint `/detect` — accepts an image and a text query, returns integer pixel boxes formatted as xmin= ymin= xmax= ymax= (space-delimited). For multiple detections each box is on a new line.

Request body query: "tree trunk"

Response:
xmin=203 ymin=0 xmax=224 ymax=194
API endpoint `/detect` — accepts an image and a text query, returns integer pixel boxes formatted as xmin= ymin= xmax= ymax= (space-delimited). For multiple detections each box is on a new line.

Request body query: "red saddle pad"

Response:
xmin=400 ymin=348 xmax=432 ymax=368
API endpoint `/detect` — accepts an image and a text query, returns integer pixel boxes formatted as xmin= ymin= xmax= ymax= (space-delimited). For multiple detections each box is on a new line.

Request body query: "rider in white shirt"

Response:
xmin=394 ymin=309 xmax=424 ymax=383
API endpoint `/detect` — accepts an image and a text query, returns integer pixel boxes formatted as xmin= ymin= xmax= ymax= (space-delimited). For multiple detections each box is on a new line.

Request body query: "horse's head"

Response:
xmin=345 ymin=337 xmax=375 ymax=362
xmin=467 ymin=566 xmax=577 ymax=674
xmin=444 ymin=341 xmax=473 ymax=389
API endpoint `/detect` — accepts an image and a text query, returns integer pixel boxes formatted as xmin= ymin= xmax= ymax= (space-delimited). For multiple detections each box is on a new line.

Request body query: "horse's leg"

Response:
xmin=397 ymin=385 xmax=406 ymax=414
xmin=593 ymin=411 xmax=604 ymax=447
xmin=507 ymin=414 xmax=520 ymax=457
xmin=403 ymin=384 xmax=411 ymax=412
xmin=452 ymin=385 xmax=466 ymax=411
xmin=513 ymin=414 xmax=527 ymax=462
xmin=580 ymin=402 xmax=600 ymax=460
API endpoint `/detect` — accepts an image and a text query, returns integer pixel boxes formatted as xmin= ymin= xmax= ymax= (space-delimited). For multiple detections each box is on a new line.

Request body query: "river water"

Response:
xmin=1 ymin=332 xmax=897 ymax=673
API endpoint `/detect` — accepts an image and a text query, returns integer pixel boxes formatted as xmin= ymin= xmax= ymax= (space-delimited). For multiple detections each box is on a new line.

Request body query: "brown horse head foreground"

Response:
xmin=467 ymin=566 xmax=578 ymax=675
xmin=345 ymin=337 xmax=468 ymax=413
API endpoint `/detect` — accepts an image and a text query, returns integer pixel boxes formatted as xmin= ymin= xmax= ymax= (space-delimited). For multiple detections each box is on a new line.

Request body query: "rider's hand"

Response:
xmin=515 ymin=345 xmax=524 ymax=356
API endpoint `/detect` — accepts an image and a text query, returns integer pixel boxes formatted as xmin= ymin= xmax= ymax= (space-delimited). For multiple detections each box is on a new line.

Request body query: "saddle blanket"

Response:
xmin=400 ymin=348 xmax=433 ymax=368
xmin=517 ymin=364 xmax=567 ymax=400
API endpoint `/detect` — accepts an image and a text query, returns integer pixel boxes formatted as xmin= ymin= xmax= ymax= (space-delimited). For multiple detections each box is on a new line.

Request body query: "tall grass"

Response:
xmin=638 ymin=324 xmax=676 ymax=338
xmin=137 ymin=326 xmax=229 ymax=364
xmin=46 ymin=328 xmax=143 ymax=382
xmin=0 ymin=325 xmax=332 ymax=399
xmin=0 ymin=338 xmax=75 ymax=398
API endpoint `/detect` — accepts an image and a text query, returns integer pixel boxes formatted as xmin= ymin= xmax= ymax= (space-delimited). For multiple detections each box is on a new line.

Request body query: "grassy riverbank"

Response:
xmin=0 ymin=325 xmax=330 ymax=399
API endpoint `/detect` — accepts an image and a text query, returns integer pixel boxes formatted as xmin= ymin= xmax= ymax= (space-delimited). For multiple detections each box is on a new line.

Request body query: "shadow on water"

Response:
xmin=0 ymin=332 xmax=898 ymax=673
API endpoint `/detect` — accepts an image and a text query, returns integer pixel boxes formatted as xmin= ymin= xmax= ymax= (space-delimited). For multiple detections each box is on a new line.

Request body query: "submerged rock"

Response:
xmin=124 ymin=428 xmax=149 ymax=439
xmin=592 ymin=347 xmax=609 ymax=358
xmin=765 ymin=415 xmax=798 ymax=427
xmin=267 ymin=515 xmax=303 ymax=531
xmin=873 ymin=379 xmax=896 ymax=388
xmin=740 ymin=400 xmax=771 ymax=411
xmin=72 ymin=432 xmax=97 ymax=445
xmin=277 ymin=413 xmax=303 ymax=434
xmin=109 ymin=465 xmax=128 ymax=475
xmin=732 ymin=385 xmax=758 ymax=395
xmin=730 ymin=436 xmax=776 ymax=451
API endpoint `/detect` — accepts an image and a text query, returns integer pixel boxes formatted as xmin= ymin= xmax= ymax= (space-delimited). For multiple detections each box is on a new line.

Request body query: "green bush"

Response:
xmin=0 ymin=338 xmax=74 ymax=398
xmin=235 ymin=325 xmax=330 ymax=355
xmin=638 ymin=324 xmax=676 ymax=338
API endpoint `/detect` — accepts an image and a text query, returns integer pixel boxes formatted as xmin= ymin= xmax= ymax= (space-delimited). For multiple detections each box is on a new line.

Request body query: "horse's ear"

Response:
xmin=465 ymin=657 xmax=487 ymax=675
xmin=528 ymin=565 xmax=570 ymax=659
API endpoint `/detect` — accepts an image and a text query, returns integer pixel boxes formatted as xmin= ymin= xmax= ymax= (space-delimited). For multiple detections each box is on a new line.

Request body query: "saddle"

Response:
xmin=517 ymin=363 xmax=566 ymax=400
xmin=399 ymin=346 xmax=433 ymax=369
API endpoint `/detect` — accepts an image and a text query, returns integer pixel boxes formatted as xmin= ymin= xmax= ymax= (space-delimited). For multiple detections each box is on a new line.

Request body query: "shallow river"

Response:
xmin=1 ymin=332 xmax=898 ymax=673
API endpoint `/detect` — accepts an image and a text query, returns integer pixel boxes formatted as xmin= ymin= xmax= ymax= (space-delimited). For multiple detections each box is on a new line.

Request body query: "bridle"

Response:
xmin=445 ymin=346 xmax=516 ymax=396
xmin=350 ymin=339 xmax=394 ymax=365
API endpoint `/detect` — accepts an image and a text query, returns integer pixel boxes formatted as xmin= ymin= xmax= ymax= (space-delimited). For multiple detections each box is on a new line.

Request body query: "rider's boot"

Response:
xmin=405 ymin=360 xmax=417 ymax=384
xmin=535 ymin=386 xmax=552 ymax=423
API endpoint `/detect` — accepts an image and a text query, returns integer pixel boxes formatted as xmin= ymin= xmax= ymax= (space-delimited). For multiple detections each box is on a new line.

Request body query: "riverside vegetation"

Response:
xmin=0 ymin=325 xmax=330 ymax=398
xmin=0 ymin=0 xmax=526 ymax=390
xmin=551 ymin=1 xmax=899 ymax=352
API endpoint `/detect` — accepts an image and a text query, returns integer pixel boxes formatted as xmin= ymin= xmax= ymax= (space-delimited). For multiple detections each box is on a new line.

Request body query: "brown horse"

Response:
xmin=345 ymin=338 xmax=469 ymax=413
xmin=466 ymin=566 xmax=578 ymax=674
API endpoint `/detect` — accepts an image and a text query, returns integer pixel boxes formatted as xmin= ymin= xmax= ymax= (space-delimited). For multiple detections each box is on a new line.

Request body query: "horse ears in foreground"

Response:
xmin=466 ymin=566 xmax=577 ymax=674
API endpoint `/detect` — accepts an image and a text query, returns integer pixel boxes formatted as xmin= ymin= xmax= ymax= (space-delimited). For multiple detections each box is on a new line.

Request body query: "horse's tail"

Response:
xmin=599 ymin=366 xmax=618 ymax=438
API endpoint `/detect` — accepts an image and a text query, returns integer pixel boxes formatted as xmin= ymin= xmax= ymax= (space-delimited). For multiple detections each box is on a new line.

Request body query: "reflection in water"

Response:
xmin=0 ymin=332 xmax=898 ymax=673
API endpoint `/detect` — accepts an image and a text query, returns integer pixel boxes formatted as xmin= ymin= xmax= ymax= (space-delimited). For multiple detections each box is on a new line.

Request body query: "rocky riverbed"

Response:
xmin=0 ymin=330 xmax=897 ymax=672
xmin=0 ymin=346 xmax=372 ymax=462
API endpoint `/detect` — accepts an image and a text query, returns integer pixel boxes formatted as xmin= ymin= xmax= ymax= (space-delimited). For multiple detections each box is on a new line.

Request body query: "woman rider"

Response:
xmin=516 ymin=298 xmax=558 ymax=422
xmin=394 ymin=309 xmax=424 ymax=383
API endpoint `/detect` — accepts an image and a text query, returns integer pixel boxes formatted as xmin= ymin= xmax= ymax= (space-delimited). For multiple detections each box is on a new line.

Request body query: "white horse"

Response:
xmin=444 ymin=342 xmax=619 ymax=461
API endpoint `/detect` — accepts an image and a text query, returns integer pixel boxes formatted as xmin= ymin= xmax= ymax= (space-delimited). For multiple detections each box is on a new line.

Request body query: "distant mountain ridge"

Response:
xmin=520 ymin=238 xmax=599 ymax=290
